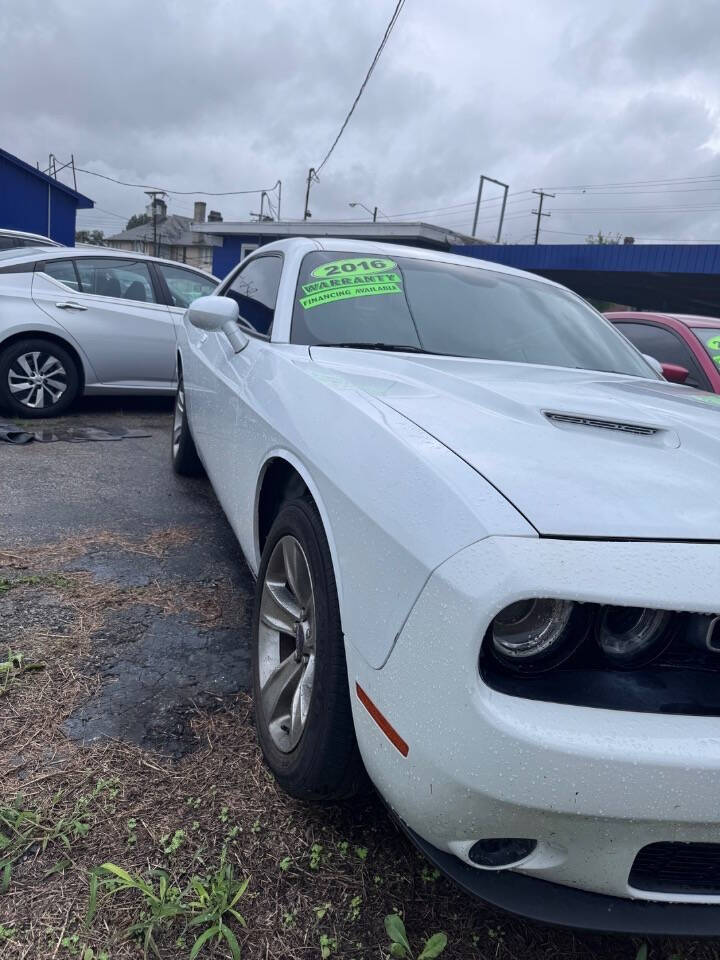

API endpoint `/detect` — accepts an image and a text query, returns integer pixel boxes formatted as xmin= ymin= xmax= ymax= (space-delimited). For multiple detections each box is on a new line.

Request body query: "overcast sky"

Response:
xmin=2 ymin=0 xmax=719 ymax=243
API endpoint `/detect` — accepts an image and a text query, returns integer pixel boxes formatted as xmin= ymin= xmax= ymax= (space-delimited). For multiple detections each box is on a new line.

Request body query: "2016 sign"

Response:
xmin=311 ymin=257 xmax=397 ymax=279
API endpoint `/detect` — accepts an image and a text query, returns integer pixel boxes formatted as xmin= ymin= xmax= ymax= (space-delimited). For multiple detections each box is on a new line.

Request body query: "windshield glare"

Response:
xmin=291 ymin=252 xmax=655 ymax=378
xmin=692 ymin=327 xmax=720 ymax=372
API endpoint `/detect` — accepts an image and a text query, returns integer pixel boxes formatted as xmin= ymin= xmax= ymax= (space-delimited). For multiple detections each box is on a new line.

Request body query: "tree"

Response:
xmin=75 ymin=229 xmax=105 ymax=245
xmin=585 ymin=230 xmax=622 ymax=245
xmin=125 ymin=213 xmax=151 ymax=230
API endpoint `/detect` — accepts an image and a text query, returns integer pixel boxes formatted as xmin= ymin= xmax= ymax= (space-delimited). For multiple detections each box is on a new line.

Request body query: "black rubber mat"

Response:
xmin=0 ymin=421 xmax=151 ymax=444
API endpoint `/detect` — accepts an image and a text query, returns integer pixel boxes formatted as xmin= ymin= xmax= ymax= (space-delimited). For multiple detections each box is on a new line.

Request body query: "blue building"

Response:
xmin=0 ymin=148 xmax=93 ymax=245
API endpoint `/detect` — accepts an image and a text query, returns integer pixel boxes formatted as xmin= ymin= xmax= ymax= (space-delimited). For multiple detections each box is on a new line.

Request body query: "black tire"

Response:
xmin=171 ymin=374 xmax=204 ymax=476
xmin=0 ymin=337 xmax=80 ymax=418
xmin=252 ymin=495 xmax=364 ymax=801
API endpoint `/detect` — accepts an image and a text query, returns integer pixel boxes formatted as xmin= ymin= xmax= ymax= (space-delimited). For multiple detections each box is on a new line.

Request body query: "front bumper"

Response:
xmin=400 ymin=821 xmax=720 ymax=936
xmin=346 ymin=536 xmax=720 ymax=926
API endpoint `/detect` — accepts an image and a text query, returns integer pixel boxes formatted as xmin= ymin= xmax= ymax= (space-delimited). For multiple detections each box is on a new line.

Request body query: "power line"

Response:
xmin=541 ymin=174 xmax=720 ymax=191
xmin=314 ymin=0 xmax=406 ymax=175
xmin=75 ymin=166 xmax=281 ymax=197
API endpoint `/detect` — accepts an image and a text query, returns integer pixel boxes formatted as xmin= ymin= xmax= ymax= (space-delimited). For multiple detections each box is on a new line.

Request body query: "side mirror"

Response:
xmin=187 ymin=296 xmax=248 ymax=353
xmin=642 ymin=354 xmax=663 ymax=377
xmin=661 ymin=362 xmax=690 ymax=385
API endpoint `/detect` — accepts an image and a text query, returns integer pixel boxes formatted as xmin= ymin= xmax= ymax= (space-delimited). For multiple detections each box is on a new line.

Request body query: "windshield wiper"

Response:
xmin=316 ymin=341 xmax=429 ymax=354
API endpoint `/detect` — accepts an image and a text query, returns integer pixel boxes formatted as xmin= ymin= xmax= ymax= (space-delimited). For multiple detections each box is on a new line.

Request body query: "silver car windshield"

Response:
xmin=291 ymin=252 xmax=656 ymax=378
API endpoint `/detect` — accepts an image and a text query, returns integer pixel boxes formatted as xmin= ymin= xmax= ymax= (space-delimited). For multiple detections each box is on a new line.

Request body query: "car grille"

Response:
xmin=630 ymin=843 xmax=720 ymax=895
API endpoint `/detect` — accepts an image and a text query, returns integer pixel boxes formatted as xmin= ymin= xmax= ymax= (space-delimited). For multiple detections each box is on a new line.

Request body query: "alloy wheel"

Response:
xmin=8 ymin=351 xmax=67 ymax=410
xmin=258 ymin=535 xmax=316 ymax=753
xmin=172 ymin=382 xmax=185 ymax=458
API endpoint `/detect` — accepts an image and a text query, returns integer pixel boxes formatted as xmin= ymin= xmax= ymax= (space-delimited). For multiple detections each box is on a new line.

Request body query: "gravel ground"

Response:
xmin=0 ymin=397 xmax=712 ymax=959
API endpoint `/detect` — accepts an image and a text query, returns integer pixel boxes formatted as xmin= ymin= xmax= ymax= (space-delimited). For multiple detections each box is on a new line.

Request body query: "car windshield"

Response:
xmin=691 ymin=327 xmax=720 ymax=372
xmin=291 ymin=252 xmax=655 ymax=378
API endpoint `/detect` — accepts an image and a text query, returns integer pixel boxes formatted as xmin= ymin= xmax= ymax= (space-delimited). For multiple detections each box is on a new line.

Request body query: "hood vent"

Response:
xmin=545 ymin=412 xmax=659 ymax=437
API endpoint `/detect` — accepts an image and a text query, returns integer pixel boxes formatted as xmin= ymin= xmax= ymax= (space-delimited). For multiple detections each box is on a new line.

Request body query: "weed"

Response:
xmin=338 ymin=840 xmax=349 ymax=856
xmin=421 ymin=866 xmax=440 ymax=885
xmin=0 ymin=649 xmax=44 ymax=696
xmin=0 ymin=792 xmax=93 ymax=893
xmin=309 ymin=842 xmax=324 ymax=870
xmin=161 ymin=828 xmax=186 ymax=856
xmin=88 ymin=864 xmax=185 ymax=957
xmin=250 ymin=819 xmax=261 ymax=834
xmin=347 ymin=895 xmax=362 ymax=922
xmin=126 ymin=818 xmax=138 ymax=846
xmin=0 ymin=924 xmax=15 ymax=942
xmin=61 ymin=933 xmax=81 ymax=954
xmin=282 ymin=910 xmax=297 ymax=929
xmin=279 ymin=856 xmax=292 ymax=872
xmin=384 ymin=913 xmax=447 ymax=959
xmin=87 ymin=857 xmax=249 ymax=960
xmin=319 ymin=933 xmax=338 ymax=958
xmin=314 ymin=902 xmax=331 ymax=921
xmin=186 ymin=860 xmax=248 ymax=960
xmin=354 ymin=846 xmax=368 ymax=861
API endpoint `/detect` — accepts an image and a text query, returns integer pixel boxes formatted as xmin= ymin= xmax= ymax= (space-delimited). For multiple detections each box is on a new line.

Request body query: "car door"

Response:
xmin=614 ymin=320 xmax=713 ymax=391
xmin=31 ymin=255 xmax=177 ymax=387
xmin=185 ymin=254 xmax=284 ymax=558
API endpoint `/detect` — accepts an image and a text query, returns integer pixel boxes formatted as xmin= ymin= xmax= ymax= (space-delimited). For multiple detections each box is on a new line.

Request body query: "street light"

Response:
xmin=348 ymin=201 xmax=385 ymax=222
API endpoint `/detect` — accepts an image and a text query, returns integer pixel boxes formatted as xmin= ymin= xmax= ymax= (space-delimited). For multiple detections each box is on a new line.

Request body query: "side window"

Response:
xmin=240 ymin=243 xmax=259 ymax=260
xmin=157 ymin=263 xmax=217 ymax=308
xmin=223 ymin=256 xmax=282 ymax=335
xmin=43 ymin=260 xmax=81 ymax=292
xmin=616 ymin=322 xmax=711 ymax=390
xmin=75 ymin=258 xmax=157 ymax=303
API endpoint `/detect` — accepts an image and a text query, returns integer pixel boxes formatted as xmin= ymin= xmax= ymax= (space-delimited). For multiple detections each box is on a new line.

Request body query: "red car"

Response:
xmin=606 ymin=311 xmax=720 ymax=393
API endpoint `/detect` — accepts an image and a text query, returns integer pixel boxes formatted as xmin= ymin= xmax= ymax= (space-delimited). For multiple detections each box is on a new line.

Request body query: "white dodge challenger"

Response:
xmin=172 ymin=237 xmax=720 ymax=934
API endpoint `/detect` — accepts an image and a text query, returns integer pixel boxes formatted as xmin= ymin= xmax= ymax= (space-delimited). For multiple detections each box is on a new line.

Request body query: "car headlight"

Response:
xmin=596 ymin=606 xmax=673 ymax=667
xmin=490 ymin=598 xmax=582 ymax=671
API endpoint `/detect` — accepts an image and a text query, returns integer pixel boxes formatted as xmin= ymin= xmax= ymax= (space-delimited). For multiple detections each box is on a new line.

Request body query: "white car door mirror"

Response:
xmin=187 ymin=296 xmax=249 ymax=353
xmin=643 ymin=354 xmax=664 ymax=377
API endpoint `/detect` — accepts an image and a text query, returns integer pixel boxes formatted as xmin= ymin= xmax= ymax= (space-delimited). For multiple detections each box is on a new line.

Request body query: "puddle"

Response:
xmin=64 ymin=606 xmax=251 ymax=757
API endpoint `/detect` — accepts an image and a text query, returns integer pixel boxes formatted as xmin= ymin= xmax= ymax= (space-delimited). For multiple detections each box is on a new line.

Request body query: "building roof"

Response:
xmin=108 ymin=214 xmax=221 ymax=247
xmin=0 ymin=148 xmax=94 ymax=208
xmin=458 ymin=242 xmax=720 ymax=275
xmin=191 ymin=219 xmax=478 ymax=248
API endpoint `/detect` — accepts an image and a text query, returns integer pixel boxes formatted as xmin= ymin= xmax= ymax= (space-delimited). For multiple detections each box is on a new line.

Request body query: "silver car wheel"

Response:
xmin=257 ymin=535 xmax=316 ymax=753
xmin=172 ymin=382 xmax=185 ymax=458
xmin=8 ymin=351 xmax=67 ymax=410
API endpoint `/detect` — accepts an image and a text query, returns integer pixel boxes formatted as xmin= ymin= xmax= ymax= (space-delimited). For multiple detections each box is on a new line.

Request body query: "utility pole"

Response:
xmin=304 ymin=167 xmax=317 ymax=221
xmin=144 ymin=190 xmax=165 ymax=257
xmin=531 ymin=189 xmax=555 ymax=244
xmin=471 ymin=175 xmax=509 ymax=242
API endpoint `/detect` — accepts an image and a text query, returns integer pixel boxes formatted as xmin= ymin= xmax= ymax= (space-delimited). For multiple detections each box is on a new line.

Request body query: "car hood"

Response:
xmin=310 ymin=349 xmax=720 ymax=540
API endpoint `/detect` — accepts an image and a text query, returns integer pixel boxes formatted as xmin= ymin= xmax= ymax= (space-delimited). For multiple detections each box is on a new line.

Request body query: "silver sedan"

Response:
xmin=0 ymin=246 xmax=218 ymax=417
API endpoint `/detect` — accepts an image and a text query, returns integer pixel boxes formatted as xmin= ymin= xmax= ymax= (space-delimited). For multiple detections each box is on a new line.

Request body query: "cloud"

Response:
xmin=1 ymin=0 xmax=718 ymax=242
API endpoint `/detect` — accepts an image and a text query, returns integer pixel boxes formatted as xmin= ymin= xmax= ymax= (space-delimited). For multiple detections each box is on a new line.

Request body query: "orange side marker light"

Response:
xmin=355 ymin=683 xmax=409 ymax=757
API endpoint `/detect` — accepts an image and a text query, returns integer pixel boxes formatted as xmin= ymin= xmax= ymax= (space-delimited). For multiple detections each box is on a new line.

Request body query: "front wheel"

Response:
xmin=171 ymin=374 xmax=204 ymax=476
xmin=252 ymin=495 xmax=363 ymax=801
xmin=0 ymin=338 xmax=79 ymax=418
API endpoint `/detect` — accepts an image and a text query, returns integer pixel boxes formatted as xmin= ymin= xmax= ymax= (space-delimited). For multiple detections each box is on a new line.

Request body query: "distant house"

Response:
xmin=0 ymin=147 xmax=93 ymax=245
xmin=106 ymin=200 xmax=221 ymax=273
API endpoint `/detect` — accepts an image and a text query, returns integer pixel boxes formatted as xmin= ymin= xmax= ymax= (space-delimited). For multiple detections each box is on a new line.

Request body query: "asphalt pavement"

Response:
xmin=0 ymin=396 xmax=255 ymax=756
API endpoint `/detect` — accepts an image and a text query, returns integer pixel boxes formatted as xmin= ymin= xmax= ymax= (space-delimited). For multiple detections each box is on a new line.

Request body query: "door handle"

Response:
xmin=55 ymin=301 xmax=88 ymax=310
